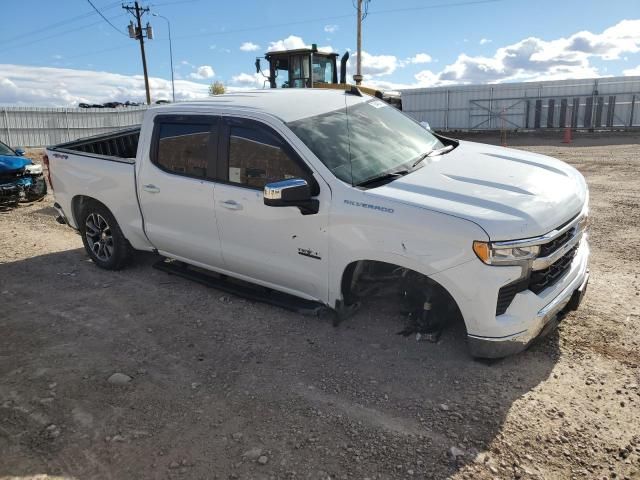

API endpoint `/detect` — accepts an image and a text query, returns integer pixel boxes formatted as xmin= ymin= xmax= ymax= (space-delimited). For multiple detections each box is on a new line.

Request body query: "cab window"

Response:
xmin=153 ymin=117 xmax=217 ymax=179
xmin=225 ymin=118 xmax=309 ymax=190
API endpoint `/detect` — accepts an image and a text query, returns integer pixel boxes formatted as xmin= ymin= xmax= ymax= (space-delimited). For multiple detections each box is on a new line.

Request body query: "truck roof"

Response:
xmin=154 ymin=88 xmax=369 ymax=123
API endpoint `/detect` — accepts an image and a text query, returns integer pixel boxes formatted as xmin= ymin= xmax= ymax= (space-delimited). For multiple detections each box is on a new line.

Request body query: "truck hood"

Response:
xmin=0 ymin=155 xmax=32 ymax=173
xmin=372 ymin=141 xmax=587 ymax=240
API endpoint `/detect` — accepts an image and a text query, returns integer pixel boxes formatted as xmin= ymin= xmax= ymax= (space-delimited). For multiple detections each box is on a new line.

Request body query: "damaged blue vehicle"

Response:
xmin=0 ymin=140 xmax=47 ymax=207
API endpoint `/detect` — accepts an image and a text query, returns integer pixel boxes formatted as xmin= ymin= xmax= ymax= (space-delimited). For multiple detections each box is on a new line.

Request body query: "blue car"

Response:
xmin=0 ymin=140 xmax=47 ymax=206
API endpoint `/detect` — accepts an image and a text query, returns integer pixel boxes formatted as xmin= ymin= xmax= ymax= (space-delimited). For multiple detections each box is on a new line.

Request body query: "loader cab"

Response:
xmin=257 ymin=47 xmax=342 ymax=89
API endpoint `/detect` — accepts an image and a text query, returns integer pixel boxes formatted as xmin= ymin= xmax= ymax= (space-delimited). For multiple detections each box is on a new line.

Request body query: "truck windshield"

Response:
xmin=288 ymin=99 xmax=444 ymax=186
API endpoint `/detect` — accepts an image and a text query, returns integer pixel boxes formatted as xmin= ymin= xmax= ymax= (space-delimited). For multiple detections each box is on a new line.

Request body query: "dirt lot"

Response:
xmin=1 ymin=136 xmax=639 ymax=480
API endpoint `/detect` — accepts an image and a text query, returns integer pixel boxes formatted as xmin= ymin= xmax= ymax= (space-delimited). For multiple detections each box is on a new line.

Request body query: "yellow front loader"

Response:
xmin=255 ymin=44 xmax=401 ymax=109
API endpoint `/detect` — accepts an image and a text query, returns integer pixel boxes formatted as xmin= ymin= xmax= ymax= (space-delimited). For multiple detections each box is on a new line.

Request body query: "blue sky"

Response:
xmin=1 ymin=0 xmax=639 ymax=105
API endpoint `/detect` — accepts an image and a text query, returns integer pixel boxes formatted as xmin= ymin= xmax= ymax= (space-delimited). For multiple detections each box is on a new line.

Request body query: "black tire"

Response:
xmin=79 ymin=201 xmax=132 ymax=270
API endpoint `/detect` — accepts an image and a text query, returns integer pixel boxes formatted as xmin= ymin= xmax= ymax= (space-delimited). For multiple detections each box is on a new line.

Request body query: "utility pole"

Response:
xmin=353 ymin=0 xmax=363 ymax=85
xmin=123 ymin=2 xmax=152 ymax=104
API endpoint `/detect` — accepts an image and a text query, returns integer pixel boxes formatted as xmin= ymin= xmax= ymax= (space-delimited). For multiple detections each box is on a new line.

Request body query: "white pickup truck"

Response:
xmin=46 ymin=89 xmax=589 ymax=358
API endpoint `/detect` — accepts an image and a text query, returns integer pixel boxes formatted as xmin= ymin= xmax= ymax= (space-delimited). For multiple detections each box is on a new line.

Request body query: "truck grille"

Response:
xmin=528 ymin=245 xmax=578 ymax=294
xmin=495 ymin=223 xmax=581 ymax=316
xmin=538 ymin=227 xmax=575 ymax=257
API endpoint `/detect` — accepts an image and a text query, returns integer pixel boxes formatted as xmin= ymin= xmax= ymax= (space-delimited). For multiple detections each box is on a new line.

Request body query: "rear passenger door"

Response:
xmin=213 ymin=116 xmax=330 ymax=302
xmin=138 ymin=114 xmax=224 ymax=269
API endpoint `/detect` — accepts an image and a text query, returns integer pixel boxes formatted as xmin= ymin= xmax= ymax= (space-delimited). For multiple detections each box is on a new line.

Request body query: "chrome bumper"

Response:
xmin=467 ymin=267 xmax=590 ymax=359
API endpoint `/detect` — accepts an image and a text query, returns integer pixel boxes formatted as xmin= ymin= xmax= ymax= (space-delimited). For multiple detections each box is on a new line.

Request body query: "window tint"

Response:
xmin=228 ymin=122 xmax=307 ymax=189
xmin=156 ymin=122 xmax=212 ymax=178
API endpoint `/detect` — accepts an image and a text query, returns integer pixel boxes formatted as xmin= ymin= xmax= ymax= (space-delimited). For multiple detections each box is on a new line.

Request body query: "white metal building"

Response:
xmin=0 ymin=106 xmax=148 ymax=148
xmin=400 ymin=76 xmax=640 ymax=131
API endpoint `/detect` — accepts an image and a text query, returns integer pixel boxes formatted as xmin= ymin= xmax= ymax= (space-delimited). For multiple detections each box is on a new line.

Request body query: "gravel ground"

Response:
xmin=1 ymin=136 xmax=639 ymax=480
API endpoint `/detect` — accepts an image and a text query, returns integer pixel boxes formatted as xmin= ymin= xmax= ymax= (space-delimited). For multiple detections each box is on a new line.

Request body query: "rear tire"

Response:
xmin=79 ymin=202 xmax=132 ymax=270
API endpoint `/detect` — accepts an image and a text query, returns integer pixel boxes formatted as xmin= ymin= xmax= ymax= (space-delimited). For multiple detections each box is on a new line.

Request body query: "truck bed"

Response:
xmin=45 ymin=125 xmax=152 ymax=251
xmin=51 ymin=127 xmax=140 ymax=163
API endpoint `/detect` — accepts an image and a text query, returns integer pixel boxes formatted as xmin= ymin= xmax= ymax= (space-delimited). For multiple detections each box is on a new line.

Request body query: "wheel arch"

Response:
xmin=71 ymin=195 xmax=112 ymax=230
xmin=338 ymin=258 xmax=466 ymax=329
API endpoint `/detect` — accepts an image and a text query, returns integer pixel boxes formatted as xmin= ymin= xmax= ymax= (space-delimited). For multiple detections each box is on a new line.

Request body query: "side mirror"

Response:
xmin=14 ymin=148 xmax=25 ymax=156
xmin=264 ymin=178 xmax=319 ymax=215
xmin=255 ymin=58 xmax=261 ymax=74
xmin=420 ymin=121 xmax=432 ymax=131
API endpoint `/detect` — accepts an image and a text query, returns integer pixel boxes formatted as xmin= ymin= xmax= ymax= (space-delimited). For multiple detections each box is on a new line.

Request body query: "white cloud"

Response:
xmin=324 ymin=24 xmax=338 ymax=34
xmin=408 ymin=53 xmax=432 ymax=64
xmin=240 ymin=42 xmax=260 ymax=52
xmin=0 ymin=64 xmax=209 ymax=106
xmin=189 ymin=65 xmax=215 ymax=80
xmin=623 ymin=65 xmax=640 ymax=76
xmin=407 ymin=19 xmax=640 ymax=88
xmin=348 ymin=51 xmax=399 ymax=78
xmin=267 ymin=35 xmax=332 ymax=53
xmin=268 ymin=35 xmax=307 ymax=52
xmin=230 ymin=72 xmax=266 ymax=89
xmin=480 ymin=38 xmax=492 ymax=45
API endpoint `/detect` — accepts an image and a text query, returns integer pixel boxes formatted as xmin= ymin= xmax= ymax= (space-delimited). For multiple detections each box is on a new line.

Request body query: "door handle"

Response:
xmin=143 ymin=184 xmax=160 ymax=193
xmin=220 ymin=199 xmax=243 ymax=210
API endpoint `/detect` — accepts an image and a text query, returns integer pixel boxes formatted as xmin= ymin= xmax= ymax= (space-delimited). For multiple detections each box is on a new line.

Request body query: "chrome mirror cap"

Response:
xmin=264 ymin=178 xmax=309 ymax=201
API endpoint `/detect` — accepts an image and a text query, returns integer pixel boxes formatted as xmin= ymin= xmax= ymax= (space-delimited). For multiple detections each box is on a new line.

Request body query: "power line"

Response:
xmin=368 ymin=0 xmax=505 ymax=16
xmin=0 ymin=1 xmax=122 ymax=45
xmin=64 ymin=44 xmax=134 ymax=61
xmin=86 ymin=0 xmax=128 ymax=36
xmin=173 ymin=0 xmax=507 ymax=41
xmin=151 ymin=0 xmax=202 ymax=6
xmin=0 ymin=13 xmax=129 ymax=55
xmin=1 ymin=0 xmax=511 ymax=63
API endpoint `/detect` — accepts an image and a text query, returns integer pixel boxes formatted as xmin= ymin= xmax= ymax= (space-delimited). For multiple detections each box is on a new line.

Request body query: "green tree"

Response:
xmin=209 ymin=81 xmax=226 ymax=96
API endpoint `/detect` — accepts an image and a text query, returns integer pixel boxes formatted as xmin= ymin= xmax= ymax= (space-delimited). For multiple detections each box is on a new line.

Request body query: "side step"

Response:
xmin=153 ymin=258 xmax=328 ymax=317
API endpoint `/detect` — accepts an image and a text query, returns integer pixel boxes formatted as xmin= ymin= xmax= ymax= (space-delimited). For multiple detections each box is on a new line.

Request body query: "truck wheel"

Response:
xmin=80 ymin=203 xmax=132 ymax=270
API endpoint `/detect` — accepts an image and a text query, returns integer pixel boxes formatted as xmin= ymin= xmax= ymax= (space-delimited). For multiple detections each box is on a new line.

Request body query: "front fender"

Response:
xmin=328 ymin=189 xmax=488 ymax=306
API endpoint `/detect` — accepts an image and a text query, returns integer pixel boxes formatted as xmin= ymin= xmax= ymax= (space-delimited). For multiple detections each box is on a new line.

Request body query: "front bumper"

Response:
xmin=467 ymin=267 xmax=589 ymax=358
xmin=0 ymin=183 xmax=20 ymax=205
xmin=431 ymin=235 xmax=590 ymax=358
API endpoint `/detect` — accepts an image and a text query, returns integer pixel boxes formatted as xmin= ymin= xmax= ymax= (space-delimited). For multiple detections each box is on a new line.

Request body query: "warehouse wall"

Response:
xmin=0 ymin=106 xmax=148 ymax=148
xmin=400 ymin=76 xmax=640 ymax=131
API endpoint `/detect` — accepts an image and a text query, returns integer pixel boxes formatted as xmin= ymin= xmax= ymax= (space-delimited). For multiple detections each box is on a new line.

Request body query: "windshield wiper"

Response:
xmin=411 ymin=144 xmax=455 ymax=168
xmin=356 ymin=170 xmax=409 ymax=188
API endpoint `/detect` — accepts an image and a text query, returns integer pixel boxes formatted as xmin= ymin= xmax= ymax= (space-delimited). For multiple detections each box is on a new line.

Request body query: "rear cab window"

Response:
xmin=152 ymin=115 xmax=219 ymax=179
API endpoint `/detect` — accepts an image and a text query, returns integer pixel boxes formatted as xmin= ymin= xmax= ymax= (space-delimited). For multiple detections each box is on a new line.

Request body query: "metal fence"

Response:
xmin=400 ymin=76 xmax=640 ymax=131
xmin=0 ymin=106 xmax=149 ymax=148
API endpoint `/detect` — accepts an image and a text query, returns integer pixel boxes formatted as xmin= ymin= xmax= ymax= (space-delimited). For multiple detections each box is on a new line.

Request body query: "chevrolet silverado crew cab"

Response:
xmin=46 ymin=89 xmax=589 ymax=358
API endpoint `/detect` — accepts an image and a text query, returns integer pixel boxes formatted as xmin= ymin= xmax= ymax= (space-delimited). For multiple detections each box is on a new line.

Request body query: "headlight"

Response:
xmin=473 ymin=241 xmax=540 ymax=265
xmin=24 ymin=163 xmax=43 ymax=174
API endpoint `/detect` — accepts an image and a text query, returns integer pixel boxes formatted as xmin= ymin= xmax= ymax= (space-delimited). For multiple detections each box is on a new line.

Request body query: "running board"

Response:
xmin=153 ymin=258 xmax=328 ymax=316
